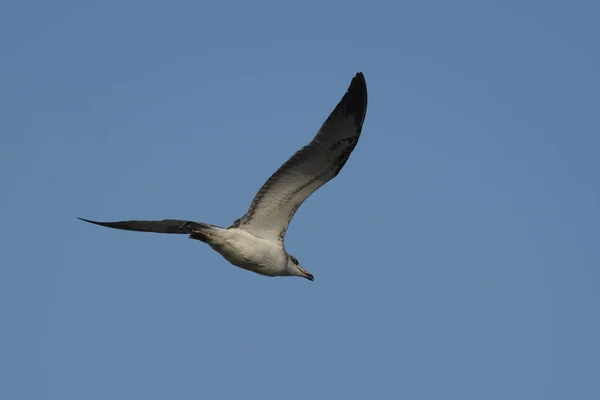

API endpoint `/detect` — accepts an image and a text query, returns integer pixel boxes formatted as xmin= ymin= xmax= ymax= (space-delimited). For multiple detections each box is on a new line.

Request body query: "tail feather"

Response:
xmin=78 ymin=217 xmax=214 ymax=234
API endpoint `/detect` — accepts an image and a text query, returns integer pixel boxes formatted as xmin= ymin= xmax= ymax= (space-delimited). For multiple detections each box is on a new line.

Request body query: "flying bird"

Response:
xmin=79 ymin=72 xmax=368 ymax=281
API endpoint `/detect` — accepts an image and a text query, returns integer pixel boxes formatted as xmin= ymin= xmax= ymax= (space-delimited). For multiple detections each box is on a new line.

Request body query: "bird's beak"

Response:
xmin=298 ymin=267 xmax=314 ymax=281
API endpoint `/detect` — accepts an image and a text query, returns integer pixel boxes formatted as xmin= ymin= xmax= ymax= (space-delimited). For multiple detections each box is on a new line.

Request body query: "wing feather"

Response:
xmin=235 ymin=72 xmax=368 ymax=241
xmin=78 ymin=217 xmax=211 ymax=234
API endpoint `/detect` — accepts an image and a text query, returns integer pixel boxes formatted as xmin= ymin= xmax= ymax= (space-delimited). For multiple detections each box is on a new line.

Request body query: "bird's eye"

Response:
xmin=290 ymin=256 xmax=299 ymax=265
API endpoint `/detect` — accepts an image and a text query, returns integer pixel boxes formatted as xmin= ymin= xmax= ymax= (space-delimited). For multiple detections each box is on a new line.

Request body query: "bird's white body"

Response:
xmin=205 ymin=227 xmax=289 ymax=277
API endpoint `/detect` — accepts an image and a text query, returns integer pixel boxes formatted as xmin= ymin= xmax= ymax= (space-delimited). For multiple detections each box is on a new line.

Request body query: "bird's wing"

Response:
xmin=78 ymin=217 xmax=212 ymax=234
xmin=233 ymin=72 xmax=367 ymax=241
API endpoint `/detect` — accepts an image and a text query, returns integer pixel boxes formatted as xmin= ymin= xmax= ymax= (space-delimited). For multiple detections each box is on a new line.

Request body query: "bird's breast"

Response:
xmin=206 ymin=228 xmax=286 ymax=276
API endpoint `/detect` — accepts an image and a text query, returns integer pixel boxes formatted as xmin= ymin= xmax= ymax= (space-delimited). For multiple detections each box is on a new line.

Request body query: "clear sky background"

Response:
xmin=1 ymin=0 xmax=599 ymax=399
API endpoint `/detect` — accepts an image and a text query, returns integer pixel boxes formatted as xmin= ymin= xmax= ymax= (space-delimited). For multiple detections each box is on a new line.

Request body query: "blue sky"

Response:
xmin=1 ymin=0 xmax=599 ymax=398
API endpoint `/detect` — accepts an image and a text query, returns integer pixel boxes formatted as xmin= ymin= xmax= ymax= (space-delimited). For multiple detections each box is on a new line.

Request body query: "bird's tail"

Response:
xmin=78 ymin=217 xmax=218 ymax=241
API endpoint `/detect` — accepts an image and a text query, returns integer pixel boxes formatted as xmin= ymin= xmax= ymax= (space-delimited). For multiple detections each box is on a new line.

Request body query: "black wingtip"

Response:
xmin=345 ymin=72 xmax=368 ymax=127
xmin=77 ymin=217 xmax=139 ymax=231
xmin=78 ymin=217 xmax=122 ymax=230
xmin=352 ymin=73 xmax=367 ymax=97
xmin=78 ymin=217 xmax=106 ymax=227
xmin=350 ymin=72 xmax=367 ymax=92
xmin=353 ymin=71 xmax=366 ymax=84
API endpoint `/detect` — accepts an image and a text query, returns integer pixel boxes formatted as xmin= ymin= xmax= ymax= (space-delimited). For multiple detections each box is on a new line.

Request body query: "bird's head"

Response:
xmin=287 ymin=254 xmax=314 ymax=281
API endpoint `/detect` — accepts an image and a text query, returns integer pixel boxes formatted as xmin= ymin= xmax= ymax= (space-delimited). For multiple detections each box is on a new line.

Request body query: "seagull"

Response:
xmin=79 ymin=72 xmax=368 ymax=281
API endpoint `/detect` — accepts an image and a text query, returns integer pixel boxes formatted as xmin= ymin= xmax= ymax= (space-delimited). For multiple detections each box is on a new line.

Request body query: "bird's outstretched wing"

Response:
xmin=233 ymin=72 xmax=368 ymax=241
xmin=78 ymin=218 xmax=211 ymax=234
